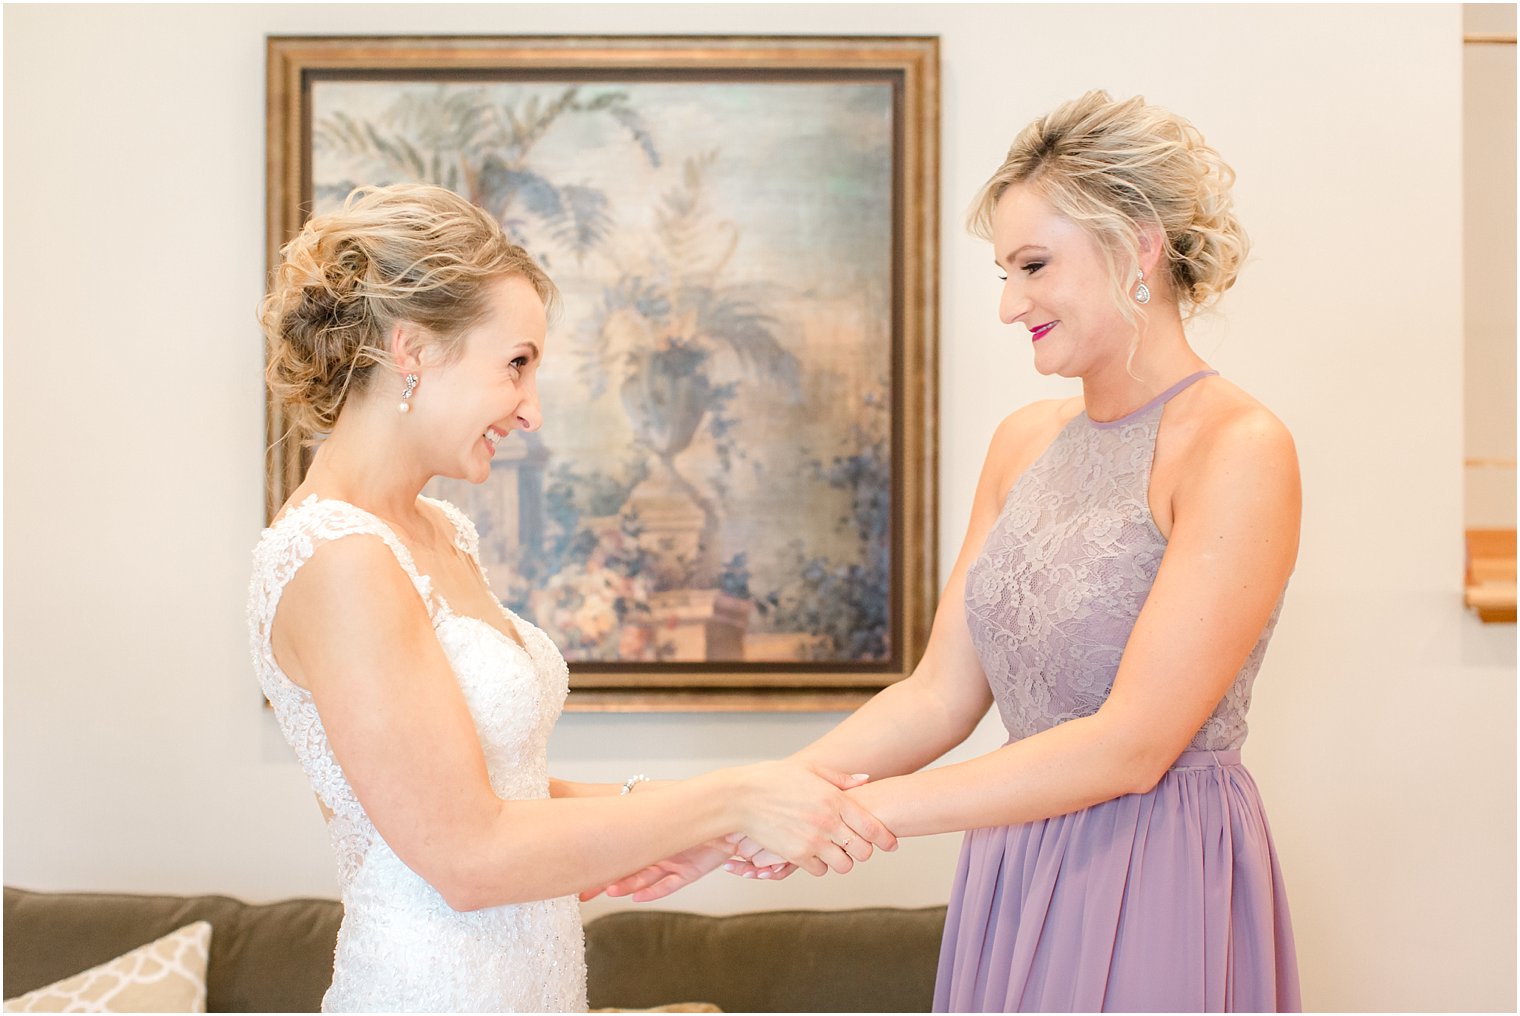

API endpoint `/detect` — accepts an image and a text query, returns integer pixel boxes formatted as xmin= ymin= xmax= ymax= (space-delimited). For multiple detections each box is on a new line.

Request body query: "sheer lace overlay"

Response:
xmin=965 ymin=378 xmax=1283 ymax=751
xmin=248 ymin=495 xmax=587 ymax=1013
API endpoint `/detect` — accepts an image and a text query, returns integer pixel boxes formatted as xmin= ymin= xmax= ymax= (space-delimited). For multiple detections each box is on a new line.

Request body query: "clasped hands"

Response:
xmin=581 ymin=764 xmax=895 ymax=904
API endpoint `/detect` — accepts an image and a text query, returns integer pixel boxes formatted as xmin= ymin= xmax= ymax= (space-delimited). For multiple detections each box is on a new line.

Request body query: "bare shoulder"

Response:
xmin=1185 ymin=379 xmax=1297 ymax=471
xmin=984 ymin=396 xmax=1085 ymax=495
xmin=279 ymin=535 xmax=419 ymax=623
xmin=273 ymin=532 xmax=431 ymax=681
xmin=1167 ymin=379 xmax=1300 ymax=524
xmin=990 ymin=395 xmax=1084 ymax=446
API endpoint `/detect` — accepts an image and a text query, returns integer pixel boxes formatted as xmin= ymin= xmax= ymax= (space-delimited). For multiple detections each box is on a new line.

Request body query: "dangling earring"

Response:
xmin=397 ymin=373 xmax=418 ymax=413
xmin=1133 ymin=269 xmax=1152 ymax=305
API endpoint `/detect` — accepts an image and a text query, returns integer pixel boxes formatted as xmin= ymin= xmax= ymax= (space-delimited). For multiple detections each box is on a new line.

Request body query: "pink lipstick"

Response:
xmin=1030 ymin=322 xmax=1057 ymax=342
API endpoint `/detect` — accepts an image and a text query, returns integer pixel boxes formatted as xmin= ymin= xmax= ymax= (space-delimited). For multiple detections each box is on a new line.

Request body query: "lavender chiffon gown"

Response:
xmin=935 ymin=371 xmax=1301 ymax=1013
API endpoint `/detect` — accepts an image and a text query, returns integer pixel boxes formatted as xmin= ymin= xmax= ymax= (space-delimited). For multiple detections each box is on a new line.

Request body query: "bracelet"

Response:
xmin=620 ymin=774 xmax=650 ymax=796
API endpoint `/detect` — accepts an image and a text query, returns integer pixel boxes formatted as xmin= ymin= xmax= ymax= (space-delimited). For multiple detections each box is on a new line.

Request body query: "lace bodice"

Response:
xmin=964 ymin=372 xmax=1283 ymax=751
xmin=248 ymin=495 xmax=586 ymax=1012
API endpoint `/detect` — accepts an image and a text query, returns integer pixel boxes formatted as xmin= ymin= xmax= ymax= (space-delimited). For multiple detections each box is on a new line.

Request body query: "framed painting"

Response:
xmin=266 ymin=35 xmax=939 ymax=711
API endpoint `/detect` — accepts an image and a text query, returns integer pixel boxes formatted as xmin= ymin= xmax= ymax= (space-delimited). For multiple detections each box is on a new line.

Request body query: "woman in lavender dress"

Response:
xmin=597 ymin=91 xmax=1301 ymax=1012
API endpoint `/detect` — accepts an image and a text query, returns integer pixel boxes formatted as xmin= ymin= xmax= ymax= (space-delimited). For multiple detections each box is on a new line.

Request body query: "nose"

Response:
xmin=999 ymin=278 xmax=1030 ymax=326
xmin=515 ymin=378 xmax=543 ymax=432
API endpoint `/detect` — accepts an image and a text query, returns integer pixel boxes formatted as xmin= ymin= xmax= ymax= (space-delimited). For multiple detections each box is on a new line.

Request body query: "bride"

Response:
xmin=248 ymin=182 xmax=894 ymax=1012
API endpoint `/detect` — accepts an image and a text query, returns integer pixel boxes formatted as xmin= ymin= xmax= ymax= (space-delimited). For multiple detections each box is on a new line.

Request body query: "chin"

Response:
xmin=433 ymin=460 xmax=488 ymax=485
xmin=1032 ymin=343 xmax=1093 ymax=381
xmin=1030 ymin=350 xmax=1072 ymax=379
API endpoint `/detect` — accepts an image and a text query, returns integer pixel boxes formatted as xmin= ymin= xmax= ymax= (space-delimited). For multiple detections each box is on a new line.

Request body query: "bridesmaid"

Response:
xmin=596 ymin=91 xmax=1302 ymax=1012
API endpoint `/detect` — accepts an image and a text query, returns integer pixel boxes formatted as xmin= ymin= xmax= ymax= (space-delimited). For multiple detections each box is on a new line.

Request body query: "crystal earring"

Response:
xmin=1133 ymin=270 xmax=1152 ymax=305
xmin=397 ymin=373 xmax=418 ymax=413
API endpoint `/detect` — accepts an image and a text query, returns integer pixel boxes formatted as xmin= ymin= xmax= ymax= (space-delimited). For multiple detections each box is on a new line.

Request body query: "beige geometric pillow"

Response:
xmin=3 ymin=921 xmax=211 ymax=1013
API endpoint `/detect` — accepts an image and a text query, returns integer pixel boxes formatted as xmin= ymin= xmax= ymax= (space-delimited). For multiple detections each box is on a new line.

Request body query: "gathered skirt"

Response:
xmin=934 ymin=749 xmax=1300 ymax=1013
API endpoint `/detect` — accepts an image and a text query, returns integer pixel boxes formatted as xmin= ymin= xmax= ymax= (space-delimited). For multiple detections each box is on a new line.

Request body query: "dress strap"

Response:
xmin=256 ymin=496 xmax=438 ymax=620
xmin=419 ymin=496 xmax=511 ymax=617
xmin=1088 ymin=369 xmax=1219 ymax=429
xmin=420 ymin=495 xmax=480 ymax=559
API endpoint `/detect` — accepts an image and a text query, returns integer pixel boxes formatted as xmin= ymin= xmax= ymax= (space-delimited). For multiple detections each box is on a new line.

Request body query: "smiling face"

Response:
xmin=990 ymin=183 xmax=1137 ymax=379
xmin=410 ymin=273 xmax=548 ymax=484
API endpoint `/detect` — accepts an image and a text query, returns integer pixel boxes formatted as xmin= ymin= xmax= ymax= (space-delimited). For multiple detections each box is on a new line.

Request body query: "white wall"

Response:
xmin=4 ymin=4 xmax=1512 ymax=1012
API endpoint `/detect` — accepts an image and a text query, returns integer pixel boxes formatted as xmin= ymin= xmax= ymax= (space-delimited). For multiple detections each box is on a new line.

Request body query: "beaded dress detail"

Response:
xmin=936 ymin=372 xmax=1301 ymax=1012
xmin=248 ymin=496 xmax=586 ymax=1013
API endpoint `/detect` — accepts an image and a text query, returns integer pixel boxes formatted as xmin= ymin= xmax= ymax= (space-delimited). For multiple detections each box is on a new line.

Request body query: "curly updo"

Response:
xmin=259 ymin=182 xmax=557 ymax=437
xmin=969 ymin=91 xmax=1249 ymax=318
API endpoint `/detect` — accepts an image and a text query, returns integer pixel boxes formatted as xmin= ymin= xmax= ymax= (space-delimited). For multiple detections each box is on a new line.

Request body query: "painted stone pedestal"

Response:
xmin=645 ymin=589 xmax=753 ymax=660
xmin=624 ymin=467 xmax=717 ymax=591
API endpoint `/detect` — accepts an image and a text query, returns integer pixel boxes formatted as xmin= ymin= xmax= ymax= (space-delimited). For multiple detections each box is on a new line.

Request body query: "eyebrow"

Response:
xmin=996 ymin=244 xmax=1050 ymax=267
xmin=516 ymin=342 xmax=542 ymax=362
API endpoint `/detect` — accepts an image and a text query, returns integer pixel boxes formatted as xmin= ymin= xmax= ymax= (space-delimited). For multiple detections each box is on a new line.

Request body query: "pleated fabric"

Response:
xmin=934 ymin=751 xmax=1300 ymax=1013
xmin=947 ymin=372 xmax=1300 ymax=1012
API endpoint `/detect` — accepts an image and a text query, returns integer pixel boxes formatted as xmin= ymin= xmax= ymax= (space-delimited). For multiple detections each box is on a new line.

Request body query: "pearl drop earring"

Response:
xmin=397 ymin=373 xmax=418 ymax=413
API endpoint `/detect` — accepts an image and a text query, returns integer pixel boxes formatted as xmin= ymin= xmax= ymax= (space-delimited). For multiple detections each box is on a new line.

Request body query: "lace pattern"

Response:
xmin=964 ymin=394 xmax=1284 ymax=752
xmin=247 ymin=495 xmax=586 ymax=1012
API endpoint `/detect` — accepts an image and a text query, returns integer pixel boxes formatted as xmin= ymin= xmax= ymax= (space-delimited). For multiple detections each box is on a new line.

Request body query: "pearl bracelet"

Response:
xmin=620 ymin=774 xmax=650 ymax=796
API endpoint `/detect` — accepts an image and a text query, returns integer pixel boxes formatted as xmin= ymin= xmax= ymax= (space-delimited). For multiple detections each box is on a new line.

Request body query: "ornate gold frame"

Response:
xmin=265 ymin=35 xmax=939 ymax=711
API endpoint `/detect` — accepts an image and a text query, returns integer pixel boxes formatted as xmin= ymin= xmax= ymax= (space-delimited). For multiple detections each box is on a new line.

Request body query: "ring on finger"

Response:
xmin=836 ymin=836 xmax=853 ymax=851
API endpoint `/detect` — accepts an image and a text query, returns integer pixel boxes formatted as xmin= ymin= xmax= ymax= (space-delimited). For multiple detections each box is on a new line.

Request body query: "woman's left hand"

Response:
xmin=723 ymin=835 xmax=797 ymax=880
xmin=725 ymin=830 xmax=872 ymax=879
xmin=580 ymin=838 xmax=735 ymax=903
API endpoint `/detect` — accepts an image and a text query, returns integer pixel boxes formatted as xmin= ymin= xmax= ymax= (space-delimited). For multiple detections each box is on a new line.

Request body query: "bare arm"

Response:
xmin=548 ymin=779 xmax=625 ymax=798
xmin=596 ymin=406 xmax=1075 ymax=899
xmin=790 ymin=403 xmax=1075 ymax=778
xmin=627 ymin=402 xmax=1299 ymax=892
xmin=849 ymin=406 xmax=1301 ymax=837
xmin=272 ymin=538 xmax=892 ymax=911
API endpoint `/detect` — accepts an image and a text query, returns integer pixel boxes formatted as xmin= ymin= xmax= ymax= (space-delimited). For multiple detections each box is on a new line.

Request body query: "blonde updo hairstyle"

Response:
xmin=260 ymin=182 xmax=557 ymax=438
xmin=969 ymin=90 xmax=1248 ymax=322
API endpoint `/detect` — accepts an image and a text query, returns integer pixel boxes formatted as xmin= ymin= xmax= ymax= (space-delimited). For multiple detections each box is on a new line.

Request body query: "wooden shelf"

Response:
xmin=1465 ymin=529 xmax=1517 ymax=623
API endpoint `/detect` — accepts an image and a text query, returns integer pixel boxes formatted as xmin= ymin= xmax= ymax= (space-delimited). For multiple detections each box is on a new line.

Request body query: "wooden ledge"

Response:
xmin=1466 ymin=528 xmax=1517 ymax=623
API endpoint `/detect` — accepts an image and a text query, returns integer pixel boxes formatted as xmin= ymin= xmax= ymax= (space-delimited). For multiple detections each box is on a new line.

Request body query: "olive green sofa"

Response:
xmin=3 ymin=887 xmax=946 ymax=1012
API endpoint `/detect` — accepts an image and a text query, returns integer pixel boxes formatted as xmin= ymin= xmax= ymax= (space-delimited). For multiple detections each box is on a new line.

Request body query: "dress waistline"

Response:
xmin=1169 ymin=748 xmax=1241 ymax=769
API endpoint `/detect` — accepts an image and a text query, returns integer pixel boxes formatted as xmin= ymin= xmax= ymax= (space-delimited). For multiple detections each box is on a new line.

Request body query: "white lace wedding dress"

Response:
xmin=248 ymin=495 xmax=588 ymax=1013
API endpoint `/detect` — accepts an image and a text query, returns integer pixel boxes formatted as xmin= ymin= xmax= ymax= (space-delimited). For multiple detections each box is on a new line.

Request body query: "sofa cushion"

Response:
xmin=584 ymin=906 xmax=947 ymax=1013
xmin=3 ymin=889 xmax=339 ymax=1013
xmin=3 ymin=920 xmax=211 ymax=1013
xmin=7 ymin=889 xmax=947 ymax=1013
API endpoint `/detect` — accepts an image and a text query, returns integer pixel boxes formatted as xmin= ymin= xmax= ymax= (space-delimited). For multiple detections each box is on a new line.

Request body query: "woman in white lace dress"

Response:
xmin=248 ymin=183 xmax=894 ymax=1013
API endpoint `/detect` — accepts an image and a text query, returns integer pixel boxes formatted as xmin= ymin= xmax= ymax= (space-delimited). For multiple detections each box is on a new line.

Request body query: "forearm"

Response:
xmin=791 ymin=675 xmax=980 ymax=779
xmin=446 ymin=773 xmax=737 ymax=908
xmin=548 ymin=777 xmax=674 ymax=798
xmin=848 ymin=713 xmax=1152 ymax=839
xmin=547 ymin=778 xmax=617 ymax=798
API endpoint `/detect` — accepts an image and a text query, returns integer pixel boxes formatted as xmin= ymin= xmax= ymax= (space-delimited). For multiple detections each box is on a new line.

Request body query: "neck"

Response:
xmin=297 ymin=396 xmax=433 ymax=525
xmin=1079 ymin=307 xmax=1208 ymax=422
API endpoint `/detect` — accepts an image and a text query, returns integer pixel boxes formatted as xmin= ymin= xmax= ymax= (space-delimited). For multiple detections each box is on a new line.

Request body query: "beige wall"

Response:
xmin=4 ymin=5 xmax=1513 ymax=1012
xmin=1464 ymin=4 xmax=1517 ymax=527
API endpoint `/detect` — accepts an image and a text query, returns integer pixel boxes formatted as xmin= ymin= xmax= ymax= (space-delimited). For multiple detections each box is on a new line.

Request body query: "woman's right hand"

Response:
xmin=724 ymin=761 xmax=896 ymax=876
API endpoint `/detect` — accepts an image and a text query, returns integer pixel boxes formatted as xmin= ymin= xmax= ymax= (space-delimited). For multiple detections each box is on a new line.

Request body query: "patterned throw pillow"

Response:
xmin=3 ymin=921 xmax=211 ymax=1013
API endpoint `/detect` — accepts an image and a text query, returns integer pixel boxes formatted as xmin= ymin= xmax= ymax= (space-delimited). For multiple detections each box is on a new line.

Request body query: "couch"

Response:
xmin=3 ymin=887 xmax=947 ymax=1012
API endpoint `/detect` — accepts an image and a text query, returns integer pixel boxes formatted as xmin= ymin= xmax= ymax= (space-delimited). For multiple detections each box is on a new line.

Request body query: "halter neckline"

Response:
xmin=1086 ymin=370 xmax=1219 ymax=429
